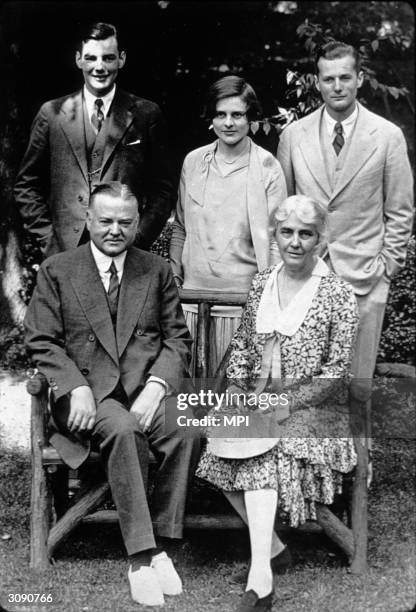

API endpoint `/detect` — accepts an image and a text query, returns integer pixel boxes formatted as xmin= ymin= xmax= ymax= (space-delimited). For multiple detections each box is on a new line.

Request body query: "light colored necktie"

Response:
xmin=91 ymin=98 xmax=104 ymax=132
xmin=332 ymin=122 xmax=344 ymax=155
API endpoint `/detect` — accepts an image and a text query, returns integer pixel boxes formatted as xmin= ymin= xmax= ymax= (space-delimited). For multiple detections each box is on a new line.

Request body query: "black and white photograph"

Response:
xmin=0 ymin=2 xmax=415 ymax=611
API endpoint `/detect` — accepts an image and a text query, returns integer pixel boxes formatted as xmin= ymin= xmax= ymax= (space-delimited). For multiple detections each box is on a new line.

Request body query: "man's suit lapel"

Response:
xmin=59 ymin=91 xmax=89 ymax=185
xmin=101 ymin=89 xmax=135 ymax=179
xmin=69 ymin=245 xmax=119 ymax=365
xmin=116 ymin=249 xmax=152 ymax=357
xmin=298 ymin=109 xmax=332 ymax=199
xmin=329 ymin=104 xmax=378 ymax=202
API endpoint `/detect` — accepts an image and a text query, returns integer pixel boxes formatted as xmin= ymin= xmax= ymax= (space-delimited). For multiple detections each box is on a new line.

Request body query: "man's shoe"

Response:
xmin=151 ymin=551 xmax=183 ymax=595
xmin=236 ymin=590 xmax=273 ymax=612
xmin=230 ymin=546 xmax=292 ymax=584
xmin=128 ymin=565 xmax=165 ymax=606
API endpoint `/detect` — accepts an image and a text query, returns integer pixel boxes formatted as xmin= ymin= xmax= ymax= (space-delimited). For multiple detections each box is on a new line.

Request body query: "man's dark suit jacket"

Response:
xmin=14 ymin=89 xmax=174 ymax=255
xmin=24 ymin=244 xmax=192 ymax=468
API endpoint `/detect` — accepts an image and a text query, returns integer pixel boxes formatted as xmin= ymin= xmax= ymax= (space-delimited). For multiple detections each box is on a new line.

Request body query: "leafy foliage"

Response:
xmin=0 ymin=1 xmax=413 ymax=370
xmin=378 ymin=236 xmax=416 ymax=365
xmin=263 ymin=4 xmax=414 ymax=131
xmin=0 ymin=324 xmax=30 ymax=371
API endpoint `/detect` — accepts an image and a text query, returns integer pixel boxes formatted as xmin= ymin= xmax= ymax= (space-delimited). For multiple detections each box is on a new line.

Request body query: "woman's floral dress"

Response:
xmin=196 ymin=266 xmax=360 ymax=526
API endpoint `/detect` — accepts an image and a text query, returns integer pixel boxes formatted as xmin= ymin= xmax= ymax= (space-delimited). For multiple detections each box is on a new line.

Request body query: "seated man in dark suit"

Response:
xmin=14 ymin=21 xmax=174 ymax=257
xmin=24 ymin=182 xmax=200 ymax=606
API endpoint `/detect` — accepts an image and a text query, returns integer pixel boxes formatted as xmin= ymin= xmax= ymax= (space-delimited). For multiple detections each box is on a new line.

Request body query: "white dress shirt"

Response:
xmin=323 ymin=104 xmax=358 ymax=142
xmin=83 ymin=85 xmax=116 ymax=132
xmin=89 ymin=241 xmax=168 ymax=391
xmin=90 ymin=240 xmax=126 ymax=291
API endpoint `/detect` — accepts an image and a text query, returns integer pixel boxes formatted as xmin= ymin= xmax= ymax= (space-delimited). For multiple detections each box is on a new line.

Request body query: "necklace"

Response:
xmin=220 ymin=153 xmax=245 ymax=164
xmin=217 ymin=141 xmax=249 ymax=164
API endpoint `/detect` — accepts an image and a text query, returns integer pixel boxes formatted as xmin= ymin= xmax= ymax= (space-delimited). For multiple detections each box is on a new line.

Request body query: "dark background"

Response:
xmin=2 ymin=0 xmax=294 ymax=177
xmin=1 ymin=0 xmax=413 ymax=184
xmin=0 ymin=1 xmax=414 ymax=344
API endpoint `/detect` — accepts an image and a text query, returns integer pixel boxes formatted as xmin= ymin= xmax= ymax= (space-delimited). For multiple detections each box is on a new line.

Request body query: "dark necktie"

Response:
xmin=107 ymin=260 xmax=119 ymax=318
xmin=332 ymin=122 xmax=344 ymax=156
xmin=91 ymin=98 xmax=104 ymax=133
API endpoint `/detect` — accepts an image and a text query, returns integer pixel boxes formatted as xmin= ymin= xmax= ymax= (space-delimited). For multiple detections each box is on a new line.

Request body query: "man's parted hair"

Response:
xmin=89 ymin=182 xmax=138 ymax=210
xmin=77 ymin=22 xmax=123 ymax=52
xmin=314 ymin=41 xmax=362 ymax=74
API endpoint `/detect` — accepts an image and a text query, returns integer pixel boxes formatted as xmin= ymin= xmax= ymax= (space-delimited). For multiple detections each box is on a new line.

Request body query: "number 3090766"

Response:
xmin=8 ymin=593 xmax=53 ymax=603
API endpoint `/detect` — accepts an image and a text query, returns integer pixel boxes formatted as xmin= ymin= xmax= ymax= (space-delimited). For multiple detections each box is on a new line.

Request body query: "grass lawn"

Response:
xmin=1 ymin=439 xmax=415 ymax=612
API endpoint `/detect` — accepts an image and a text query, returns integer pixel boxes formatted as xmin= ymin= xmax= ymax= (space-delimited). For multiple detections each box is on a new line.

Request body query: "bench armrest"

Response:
xmin=27 ymin=371 xmax=49 ymax=396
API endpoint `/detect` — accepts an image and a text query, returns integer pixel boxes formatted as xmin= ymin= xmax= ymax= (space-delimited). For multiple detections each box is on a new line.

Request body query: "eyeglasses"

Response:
xmin=213 ymin=111 xmax=247 ymax=121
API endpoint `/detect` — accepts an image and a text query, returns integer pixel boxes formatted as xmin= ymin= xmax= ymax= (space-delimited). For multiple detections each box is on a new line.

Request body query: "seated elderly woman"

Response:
xmin=169 ymin=75 xmax=287 ymax=374
xmin=196 ymin=195 xmax=359 ymax=612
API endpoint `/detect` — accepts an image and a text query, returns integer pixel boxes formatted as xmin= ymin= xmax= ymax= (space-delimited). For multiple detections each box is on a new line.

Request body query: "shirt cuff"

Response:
xmin=147 ymin=375 xmax=170 ymax=394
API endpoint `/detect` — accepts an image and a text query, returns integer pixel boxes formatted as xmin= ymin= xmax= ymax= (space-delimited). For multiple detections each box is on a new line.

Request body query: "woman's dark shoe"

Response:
xmin=230 ymin=546 xmax=292 ymax=584
xmin=236 ymin=590 xmax=273 ymax=612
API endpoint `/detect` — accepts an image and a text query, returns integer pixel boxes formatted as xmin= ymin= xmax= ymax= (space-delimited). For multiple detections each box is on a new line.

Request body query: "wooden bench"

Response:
xmin=28 ymin=289 xmax=368 ymax=573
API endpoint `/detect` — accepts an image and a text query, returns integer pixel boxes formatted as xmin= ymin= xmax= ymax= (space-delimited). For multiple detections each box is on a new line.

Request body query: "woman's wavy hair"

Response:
xmin=274 ymin=195 xmax=328 ymax=244
xmin=203 ymin=75 xmax=262 ymax=123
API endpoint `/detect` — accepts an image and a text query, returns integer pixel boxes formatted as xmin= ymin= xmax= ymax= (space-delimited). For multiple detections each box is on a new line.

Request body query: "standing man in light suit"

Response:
xmin=24 ymin=182 xmax=200 ymax=606
xmin=277 ymin=40 xmax=414 ymax=404
xmin=14 ymin=22 xmax=174 ymax=257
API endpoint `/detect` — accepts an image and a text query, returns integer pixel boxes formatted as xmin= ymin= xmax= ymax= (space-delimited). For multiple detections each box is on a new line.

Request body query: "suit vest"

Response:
xmin=83 ymin=100 xmax=109 ymax=190
xmin=319 ymin=115 xmax=354 ymax=192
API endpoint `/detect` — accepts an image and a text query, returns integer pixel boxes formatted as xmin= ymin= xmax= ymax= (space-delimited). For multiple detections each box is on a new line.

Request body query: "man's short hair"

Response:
xmin=89 ymin=182 xmax=138 ymax=210
xmin=314 ymin=41 xmax=362 ymax=74
xmin=77 ymin=22 xmax=123 ymax=52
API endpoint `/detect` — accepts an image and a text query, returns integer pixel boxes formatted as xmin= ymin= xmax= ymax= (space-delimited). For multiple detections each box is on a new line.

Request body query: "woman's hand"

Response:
xmin=173 ymin=275 xmax=183 ymax=289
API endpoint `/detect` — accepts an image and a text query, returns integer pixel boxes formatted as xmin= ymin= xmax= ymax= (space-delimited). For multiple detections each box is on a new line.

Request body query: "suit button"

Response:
xmin=136 ymin=328 xmax=144 ymax=336
xmin=78 ymin=195 xmax=84 ymax=202
xmin=88 ymin=334 xmax=95 ymax=342
xmin=81 ymin=368 xmax=90 ymax=375
xmin=73 ymin=227 xmax=80 ymax=233
xmin=328 ymin=204 xmax=335 ymax=212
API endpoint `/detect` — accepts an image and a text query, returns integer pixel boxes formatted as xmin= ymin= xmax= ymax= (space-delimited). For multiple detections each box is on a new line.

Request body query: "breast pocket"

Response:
xmin=121 ymin=134 xmax=145 ymax=165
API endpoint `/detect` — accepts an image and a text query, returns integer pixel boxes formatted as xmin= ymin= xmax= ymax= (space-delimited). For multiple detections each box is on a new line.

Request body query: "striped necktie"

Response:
xmin=91 ymin=98 xmax=104 ymax=133
xmin=107 ymin=260 xmax=119 ymax=318
xmin=332 ymin=122 xmax=344 ymax=156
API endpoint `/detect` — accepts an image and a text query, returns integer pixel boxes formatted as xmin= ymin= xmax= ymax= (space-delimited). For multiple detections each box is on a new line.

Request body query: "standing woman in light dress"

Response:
xmin=169 ymin=75 xmax=287 ymax=374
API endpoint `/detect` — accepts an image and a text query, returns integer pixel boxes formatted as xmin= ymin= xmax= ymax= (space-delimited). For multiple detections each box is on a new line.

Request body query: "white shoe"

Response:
xmin=151 ymin=551 xmax=183 ymax=596
xmin=128 ymin=565 xmax=165 ymax=606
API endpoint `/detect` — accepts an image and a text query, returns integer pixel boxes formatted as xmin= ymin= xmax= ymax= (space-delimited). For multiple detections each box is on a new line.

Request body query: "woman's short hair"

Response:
xmin=203 ymin=75 xmax=262 ymax=122
xmin=274 ymin=195 xmax=328 ymax=242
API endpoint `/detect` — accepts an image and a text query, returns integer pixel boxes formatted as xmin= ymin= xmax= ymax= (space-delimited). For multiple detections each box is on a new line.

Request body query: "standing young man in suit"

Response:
xmin=24 ymin=182 xmax=200 ymax=606
xmin=14 ymin=22 xmax=174 ymax=257
xmin=277 ymin=40 xmax=413 ymax=404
